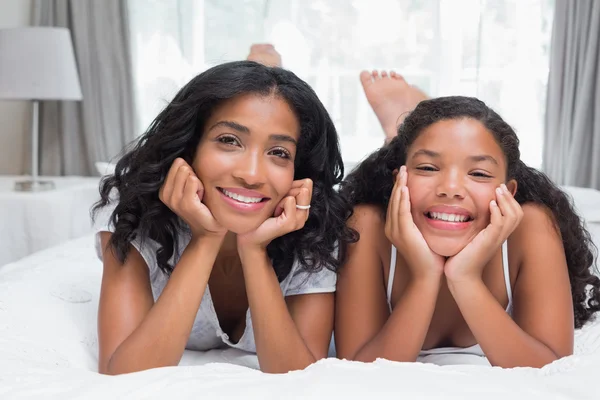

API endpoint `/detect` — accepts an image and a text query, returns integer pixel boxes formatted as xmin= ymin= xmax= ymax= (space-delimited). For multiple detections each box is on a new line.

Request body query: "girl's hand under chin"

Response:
xmin=385 ymin=166 xmax=445 ymax=280
xmin=159 ymin=158 xmax=226 ymax=240
xmin=236 ymin=179 xmax=313 ymax=254
xmin=444 ymin=184 xmax=523 ymax=283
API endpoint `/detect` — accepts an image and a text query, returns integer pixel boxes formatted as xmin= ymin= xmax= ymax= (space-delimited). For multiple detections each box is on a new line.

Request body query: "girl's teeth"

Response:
xmin=222 ymin=189 xmax=263 ymax=204
xmin=429 ymin=212 xmax=469 ymax=222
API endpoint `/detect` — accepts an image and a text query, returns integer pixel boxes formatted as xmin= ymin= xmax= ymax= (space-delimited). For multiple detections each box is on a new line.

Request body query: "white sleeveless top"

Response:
xmin=387 ymin=241 xmax=513 ymax=358
xmin=93 ymin=199 xmax=337 ymax=354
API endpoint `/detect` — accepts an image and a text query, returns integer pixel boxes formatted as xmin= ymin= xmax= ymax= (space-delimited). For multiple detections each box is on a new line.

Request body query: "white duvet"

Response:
xmin=1 ymin=184 xmax=600 ymax=399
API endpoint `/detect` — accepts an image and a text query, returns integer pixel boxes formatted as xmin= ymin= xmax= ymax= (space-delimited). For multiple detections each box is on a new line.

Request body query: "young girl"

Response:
xmin=92 ymin=61 xmax=356 ymax=375
xmin=335 ymin=96 xmax=600 ymax=368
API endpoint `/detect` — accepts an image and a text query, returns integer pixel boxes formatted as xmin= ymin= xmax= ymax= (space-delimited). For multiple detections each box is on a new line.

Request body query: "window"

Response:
xmin=129 ymin=0 xmax=554 ymax=168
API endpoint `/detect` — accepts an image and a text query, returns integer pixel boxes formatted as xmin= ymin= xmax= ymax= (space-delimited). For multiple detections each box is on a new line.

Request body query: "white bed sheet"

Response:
xmin=2 ymin=233 xmax=600 ymax=399
xmin=1 ymin=184 xmax=600 ymax=399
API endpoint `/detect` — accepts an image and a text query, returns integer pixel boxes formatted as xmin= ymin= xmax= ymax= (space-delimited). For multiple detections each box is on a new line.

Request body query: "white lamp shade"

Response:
xmin=0 ymin=27 xmax=82 ymax=101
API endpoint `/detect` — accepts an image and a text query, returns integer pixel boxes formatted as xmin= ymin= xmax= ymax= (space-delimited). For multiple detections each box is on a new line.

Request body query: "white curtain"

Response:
xmin=128 ymin=0 xmax=554 ymax=168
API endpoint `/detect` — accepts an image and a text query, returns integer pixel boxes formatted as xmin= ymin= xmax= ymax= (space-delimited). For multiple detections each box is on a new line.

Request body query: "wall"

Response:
xmin=0 ymin=0 xmax=32 ymax=175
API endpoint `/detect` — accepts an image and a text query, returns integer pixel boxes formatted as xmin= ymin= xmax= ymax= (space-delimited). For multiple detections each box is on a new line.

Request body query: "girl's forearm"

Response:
xmin=448 ymin=278 xmax=559 ymax=368
xmin=352 ymin=276 xmax=441 ymax=362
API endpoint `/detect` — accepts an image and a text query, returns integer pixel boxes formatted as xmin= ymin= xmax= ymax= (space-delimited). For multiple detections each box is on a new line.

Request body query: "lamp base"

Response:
xmin=14 ymin=179 xmax=55 ymax=192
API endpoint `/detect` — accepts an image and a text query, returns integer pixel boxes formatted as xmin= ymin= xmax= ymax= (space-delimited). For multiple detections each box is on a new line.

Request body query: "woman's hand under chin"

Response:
xmin=159 ymin=158 xmax=227 ymax=240
xmin=236 ymin=179 xmax=313 ymax=256
xmin=444 ymin=184 xmax=523 ymax=284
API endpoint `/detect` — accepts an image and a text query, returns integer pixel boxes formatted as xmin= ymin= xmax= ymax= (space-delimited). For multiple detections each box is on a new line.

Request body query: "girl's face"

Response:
xmin=193 ymin=94 xmax=300 ymax=234
xmin=405 ymin=118 xmax=515 ymax=257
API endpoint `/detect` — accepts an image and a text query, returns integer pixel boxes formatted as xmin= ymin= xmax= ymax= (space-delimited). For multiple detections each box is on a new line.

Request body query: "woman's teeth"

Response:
xmin=427 ymin=212 xmax=470 ymax=222
xmin=222 ymin=189 xmax=263 ymax=204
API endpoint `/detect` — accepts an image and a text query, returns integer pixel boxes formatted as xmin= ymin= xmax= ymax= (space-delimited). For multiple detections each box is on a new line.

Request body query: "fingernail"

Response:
xmin=496 ymin=187 xmax=503 ymax=195
xmin=501 ymin=183 xmax=508 ymax=193
xmin=491 ymin=200 xmax=497 ymax=207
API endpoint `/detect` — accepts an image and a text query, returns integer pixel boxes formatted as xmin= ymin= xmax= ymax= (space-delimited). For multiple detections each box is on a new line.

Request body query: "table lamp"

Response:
xmin=0 ymin=27 xmax=83 ymax=191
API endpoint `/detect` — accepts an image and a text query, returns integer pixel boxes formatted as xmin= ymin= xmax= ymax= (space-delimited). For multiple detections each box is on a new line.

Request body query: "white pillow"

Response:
xmin=561 ymin=186 xmax=600 ymax=223
xmin=95 ymin=162 xmax=116 ymax=176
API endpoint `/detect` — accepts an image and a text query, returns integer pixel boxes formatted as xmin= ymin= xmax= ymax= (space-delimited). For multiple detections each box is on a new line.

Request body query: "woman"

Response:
xmin=93 ymin=61 xmax=356 ymax=374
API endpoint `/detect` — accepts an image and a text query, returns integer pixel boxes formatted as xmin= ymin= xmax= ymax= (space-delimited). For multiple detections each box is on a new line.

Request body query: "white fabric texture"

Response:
xmin=0 ymin=176 xmax=100 ymax=265
xmin=93 ymin=200 xmax=336 ymax=353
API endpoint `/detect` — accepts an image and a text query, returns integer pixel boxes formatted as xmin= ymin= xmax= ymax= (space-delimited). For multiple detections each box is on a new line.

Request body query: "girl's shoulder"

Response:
xmin=513 ymin=202 xmax=559 ymax=238
xmin=348 ymin=204 xmax=386 ymax=233
xmin=348 ymin=204 xmax=390 ymax=258
xmin=509 ymin=202 xmax=561 ymax=261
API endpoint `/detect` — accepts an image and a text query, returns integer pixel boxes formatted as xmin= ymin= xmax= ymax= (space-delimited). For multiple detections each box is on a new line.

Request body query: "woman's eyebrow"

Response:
xmin=269 ymin=134 xmax=297 ymax=146
xmin=208 ymin=120 xmax=249 ymax=133
xmin=209 ymin=120 xmax=297 ymax=146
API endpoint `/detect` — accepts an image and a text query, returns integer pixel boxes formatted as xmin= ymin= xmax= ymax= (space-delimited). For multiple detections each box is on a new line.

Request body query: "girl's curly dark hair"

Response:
xmin=340 ymin=96 xmax=599 ymax=328
xmin=93 ymin=61 xmax=358 ymax=281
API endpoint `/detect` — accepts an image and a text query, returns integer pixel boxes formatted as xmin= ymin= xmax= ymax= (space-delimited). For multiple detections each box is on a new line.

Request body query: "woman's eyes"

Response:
xmin=268 ymin=147 xmax=291 ymax=159
xmin=217 ymin=135 xmax=240 ymax=146
xmin=216 ymin=135 xmax=291 ymax=159
xmin=416 ymin=166 xmax=438 ymax=172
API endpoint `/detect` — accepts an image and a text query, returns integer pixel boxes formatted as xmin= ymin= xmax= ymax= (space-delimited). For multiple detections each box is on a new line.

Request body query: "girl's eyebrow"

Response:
xmin=412 ymin=149 xmax=498 ymax=165
xmin=469 ymin=155 xmax=499 ymax=165
xmin=412 ymin=149 xmax=440 ymax=159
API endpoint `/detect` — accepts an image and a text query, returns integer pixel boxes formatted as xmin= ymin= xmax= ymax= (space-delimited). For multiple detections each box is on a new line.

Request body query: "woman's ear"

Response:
xmin=392 ymin=168 xmax=399 ymax=181
xmin=506 ymin=179 xmax=518 ymax=196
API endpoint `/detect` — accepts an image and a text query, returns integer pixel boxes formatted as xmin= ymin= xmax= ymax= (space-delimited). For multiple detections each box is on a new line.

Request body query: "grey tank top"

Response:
xmin=94 ymin=198 xmax=337 ymax=354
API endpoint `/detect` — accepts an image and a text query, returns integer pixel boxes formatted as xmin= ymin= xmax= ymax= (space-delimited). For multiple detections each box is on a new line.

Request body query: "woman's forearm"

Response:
xmin=239 ymin=248 xmax=319 ymax=373
xmin=105 ymin=236 xmax=222 ymax=374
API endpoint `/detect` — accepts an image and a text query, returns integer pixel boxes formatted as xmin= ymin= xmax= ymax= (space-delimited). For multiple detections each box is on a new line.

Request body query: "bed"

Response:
xmin=1 ymin=186 xmax=599 ymax=399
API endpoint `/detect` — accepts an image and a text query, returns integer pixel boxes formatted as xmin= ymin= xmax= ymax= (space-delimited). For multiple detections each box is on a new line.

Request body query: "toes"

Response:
xmin=381 ymin=71 xmax=388 ymax=78
xmin=372 ymin=70 xmax=380 ymax=80
xmin=360 ymin=70 xmax=373 ymax=87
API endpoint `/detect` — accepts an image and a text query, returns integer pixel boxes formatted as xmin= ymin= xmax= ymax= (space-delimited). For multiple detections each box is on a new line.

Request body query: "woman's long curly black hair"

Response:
xmin=340 ymin=96 xmax=600 ymax=328
xmin=93 ymin=61 xmax=357 ymax=281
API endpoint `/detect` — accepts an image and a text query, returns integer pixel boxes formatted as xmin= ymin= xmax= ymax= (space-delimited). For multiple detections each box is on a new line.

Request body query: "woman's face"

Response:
xmin=404 ymin=118 xmax=514 ymax=257
xmin=193 ymin=93 xmax=300 ymax=234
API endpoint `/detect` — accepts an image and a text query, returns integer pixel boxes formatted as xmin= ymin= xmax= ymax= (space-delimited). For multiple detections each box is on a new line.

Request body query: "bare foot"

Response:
xmin=247 ymin=43 xmax=282 ymax=67
xmin=360 ymin=70 xmax=428 ymax=143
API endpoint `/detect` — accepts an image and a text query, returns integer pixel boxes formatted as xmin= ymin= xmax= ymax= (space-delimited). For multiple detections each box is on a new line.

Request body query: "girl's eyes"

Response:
xmin=470 ymin=171 xmax=493 ymax=178
xmin=415 ymin=166 xmax=493 ymax=178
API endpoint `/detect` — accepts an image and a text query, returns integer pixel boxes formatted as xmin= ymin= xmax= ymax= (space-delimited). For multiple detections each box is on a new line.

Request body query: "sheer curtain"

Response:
xmin=128 ymin=0 xmax=554 ymax=168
